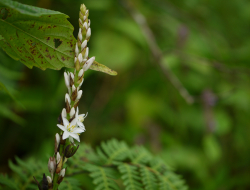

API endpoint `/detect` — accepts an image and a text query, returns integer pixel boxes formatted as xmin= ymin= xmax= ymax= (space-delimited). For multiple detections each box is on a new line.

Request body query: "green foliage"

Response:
xmin=0 ymin=139 xmax=187 ymax=190
xmin=0 ymin=0 xmax=116 ymax=75
xmin=0 ymin=0 xmax=75 ymax=70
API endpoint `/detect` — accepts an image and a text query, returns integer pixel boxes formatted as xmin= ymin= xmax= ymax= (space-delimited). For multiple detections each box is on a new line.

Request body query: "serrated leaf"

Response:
xmin=0 ymin=0 xmax=75 ymax=70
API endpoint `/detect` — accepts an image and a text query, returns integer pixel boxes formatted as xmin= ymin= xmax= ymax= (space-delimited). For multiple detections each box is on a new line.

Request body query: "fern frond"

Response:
xmin=84 ymin=164 xmax=120 ymax=190
xmin=131 ymin=146 xmax=152 ymax=164
xmin=0 ymin=175 xmax=18 ymax=190
xmin=60 ymin=178 xmax=82 ymax=190
xmin=118 ymin=163 xmax=143 ymax=190
xmin=97 ymin=139 xmax=130 ymax=164
xmin=139 ymin=166 xmax=158 ymax=190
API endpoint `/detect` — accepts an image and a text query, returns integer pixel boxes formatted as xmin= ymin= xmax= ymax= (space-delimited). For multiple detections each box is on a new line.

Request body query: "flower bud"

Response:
xmin=65 ymin=143 xmax=79 ymax=158
xmin=75 ymin=90 xmax=82 ymax=102
xmin=88 ymin=19 xmax=91 ymax=28
xmin=56 ymin=152 xmax=61 ymax=164
xmin=48 ymin=157 xmax=56 ymax=179
xmin=83 ymin=22 xmax=88 ymax=30
xmin=75 ymin=43 xmax=79 ymax=55
xmin=47 ymin=176 xmax=52 ymax=184
xmin=83 ymin=56 xmax=95 ymax=71
xmin=65 ymin=93 xmax=71 ymax=104
xmin=78 ymin=69 xmax=84 ymax=78
xmin=83 ymin=47 xmax=89 ymax=59
xmin=55 ymin=133 xmax=60 ymax=152
xmin=57 ymin=168 xmax=66 ymax=184
xmin=61 ymin=108 xmax=66 ymax=119
xmin=78 ymin=53 xmax=83 ymax=63
xmin=81 ymin=40 xmax=87 ymax=51
xmin=70 ymin=107 xmax=75 ymax=118
xmin=64 ymin=72 xmax=69 ymax=88
xmin=86 ymin=28 xmax=91 ymax=39
xmin=78 ymin=28 xmax=82 ymax=41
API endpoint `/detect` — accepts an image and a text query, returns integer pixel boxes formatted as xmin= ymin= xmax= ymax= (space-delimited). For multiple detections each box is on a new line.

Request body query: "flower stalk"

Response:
xmin=34 ymin=4 xmax=94 ymax=190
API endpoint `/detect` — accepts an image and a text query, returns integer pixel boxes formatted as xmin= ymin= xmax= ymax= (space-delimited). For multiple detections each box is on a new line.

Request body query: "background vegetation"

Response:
xmin=0 ymin=0 xmax=250 ymax=189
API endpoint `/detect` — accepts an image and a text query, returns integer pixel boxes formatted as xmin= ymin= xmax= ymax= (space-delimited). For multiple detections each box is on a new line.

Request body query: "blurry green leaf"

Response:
xmin=203 ymin=135 xmax=221 ymax=162
xmin=92 ymin=31 xmax=138 ymax=71
xmin=0 ymin=0 xmax=76 ymax=70
xmin=214 ymin=110 xmax=231 ymax=135
xmin=0 ymin=104 xmax=25 ymax=125
xmin=0 ymin=175 xmax=18 ymax=190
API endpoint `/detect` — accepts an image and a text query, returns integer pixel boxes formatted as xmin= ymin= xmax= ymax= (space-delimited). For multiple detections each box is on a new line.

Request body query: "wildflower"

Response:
xmin=57 ymin=118 xmax=85 ymax=142
xmin=75 ymin=107 xmax=87 ymax=130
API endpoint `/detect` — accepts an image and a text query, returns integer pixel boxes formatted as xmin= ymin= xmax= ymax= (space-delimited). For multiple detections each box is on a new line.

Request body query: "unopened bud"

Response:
xmin=76 ymin=90 xmax=82 ymax=102
xmin=75 ymin=43 xmax=79 ymax=55
xmin=55 ymin=133 xmax=60 ymax=152
xmin=74 ymin=57 xmax=77 ymax=63
xmin=56 ymin=152 xmax=61 ymax=164
xmin=86 ymin=28 xmax=91 ymax=39
xmin=57 ymin=168 xmax=66 ymax=184
xmin=83 ymin=56 xmax=95 ymax=71
xmin=48 ymin=157 xmax=56 ymax=179
xmin=79 ymin=18 xmax=83 ymax=24
xmin=88 ymin=19 xmax=91 ymax=28
xmin=65 ymin=144 xmax=79 ymax=158
xmin=70 ymin=107 xmax=75 ymax=118
xmin=83 ymin=47 xmax=89 ymax=59
xmin=78 ymin=53 xmax=83 ymax=63
xmin=78 ymin=69 xmax=84 ymax=78
xmin=64 ymin=72 xmax=70 ymax=88
xmin=65 ymin=93 xmax=71 ymax=104
xmin=61 ymin=108 xmax=66 ymax=119
xmin=78 ymin=28 xmax=82 ymax=41
xmin=83 ymin=22 xmax=88 ymax=30
xmin=83 ymin=16 xmax=86 ymax=21
xmin=81 ymin=40 xmax=87 ymax=51
xmin=47 ymin=176 xmax=52 ymax=184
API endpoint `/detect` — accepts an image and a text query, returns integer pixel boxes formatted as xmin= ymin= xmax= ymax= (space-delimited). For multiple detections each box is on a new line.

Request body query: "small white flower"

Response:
xmin=64 ymin=72 xmax=70 ymax=88
xmin=75 ymin=107 xmax=87 ymax=130
xmin=57 ymin=118 xmax=85 ymax=142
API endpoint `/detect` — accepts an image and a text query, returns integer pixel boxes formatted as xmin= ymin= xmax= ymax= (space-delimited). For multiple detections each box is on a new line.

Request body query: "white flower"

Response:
xmin=57 ymin=118 xmax=85 ymax=142
xmin=75 ymin=107 xmax=87 ymax=130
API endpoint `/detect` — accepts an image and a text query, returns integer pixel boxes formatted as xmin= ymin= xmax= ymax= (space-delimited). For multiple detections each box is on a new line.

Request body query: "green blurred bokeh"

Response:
xmin=0 ymin=0 xmax=250 ymax=189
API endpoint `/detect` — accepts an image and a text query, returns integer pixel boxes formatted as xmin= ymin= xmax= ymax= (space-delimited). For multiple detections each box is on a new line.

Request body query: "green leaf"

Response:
xmin=0 ymin=0 xmax=75 ymax=70
xmin=0 ymin=0 xmax=117 ymax=75
xmin=0 ymin=81 xmax=25 ymax=108
xmin=91 ymin=61 xmax=117 ymax=76
xmin=0 ymin=175 xmax=18 ymax=190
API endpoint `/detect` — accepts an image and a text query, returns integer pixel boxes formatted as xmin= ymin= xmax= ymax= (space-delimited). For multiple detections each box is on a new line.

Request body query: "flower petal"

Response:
xmin=62 ymin=118 xmax=69 ymax=126
xmin=73 ymin=128 xmax=85 ymax=133
xmin=62 ymin=131 xmax=70 ymax=140
xmin=70 ymin=133 xmax=80 ymax=142
xmin=71 ymin=118 xmax=77 ymax=126
xmin=57 ymin=124 xmax=66 ymax=132
xmin=77 ymin=121 xmax=84 ymax=127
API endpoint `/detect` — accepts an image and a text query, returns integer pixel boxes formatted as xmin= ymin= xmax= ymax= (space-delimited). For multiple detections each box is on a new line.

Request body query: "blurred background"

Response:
xmin=0 ymin=0 xmax=250 ymax=189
